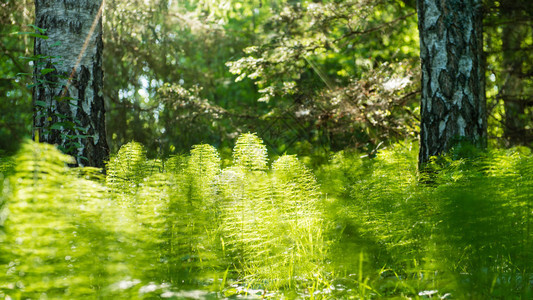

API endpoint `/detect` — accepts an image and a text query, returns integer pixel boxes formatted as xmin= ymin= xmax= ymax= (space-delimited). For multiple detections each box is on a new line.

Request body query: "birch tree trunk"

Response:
xmin=33 ymin=0 xmax=108 ymax=168
xmin=417 ymin=0 xmax=487 ymax=167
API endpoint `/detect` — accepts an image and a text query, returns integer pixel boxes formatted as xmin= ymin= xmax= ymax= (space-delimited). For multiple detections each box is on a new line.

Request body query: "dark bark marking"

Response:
xmin=438 ymin=71 xmax=453 ymax=99
xmin=435 ymin=96 xmax=447 ymax=118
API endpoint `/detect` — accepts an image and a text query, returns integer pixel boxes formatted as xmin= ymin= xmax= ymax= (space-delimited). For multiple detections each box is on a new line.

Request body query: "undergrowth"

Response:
xmin=0 ymin=136 xmax=531 ymax=299
xmin=317 ymin=141 xmax=533 ymax=298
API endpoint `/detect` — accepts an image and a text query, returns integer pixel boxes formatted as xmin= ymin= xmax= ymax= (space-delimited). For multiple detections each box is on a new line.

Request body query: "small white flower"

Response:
xmin=418 ymin=290 xmax=438 ymax=297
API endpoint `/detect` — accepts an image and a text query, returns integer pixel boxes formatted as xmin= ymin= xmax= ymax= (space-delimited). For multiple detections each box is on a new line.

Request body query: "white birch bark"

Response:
xmin=417 ymin=0 xmax=487 ymax=166
xmin=33 ymin=0 xmax=108 ymax=168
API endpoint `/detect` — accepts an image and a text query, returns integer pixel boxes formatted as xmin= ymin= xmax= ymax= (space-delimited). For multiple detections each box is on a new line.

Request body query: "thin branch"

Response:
xmin=335 ymin=12 xmax=416 ymax=43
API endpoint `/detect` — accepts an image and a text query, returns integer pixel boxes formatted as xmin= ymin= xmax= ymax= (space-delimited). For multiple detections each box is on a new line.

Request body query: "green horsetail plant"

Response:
xmin=106 ymin=142 xmax=224 ymax=288
xmin=1 ymin=137 xmax=531 ymax=298
xmin=337 ymin=142 xmax=423 ymax=273
xmin=105 ymin=142 xmax=220 ymax=287
xmin=105 ymin=141 xmax=154 ymax=280
xmin=316 ymin=143 xmax=533 ymax=298
xmin=165 ymin=154 xmax=188 ymax=174
xmin=0 ymin=141 xmax=120 ymax=299
xmin=316 ymin=143 xmax=438 ymax=296
xmin=424 ymin=148 xmax=533 ymax=298
xmin=271 ymin=155 xmax=328 ymax=289
xmin=217 ymin=134 xmax=328 ymax=291
xmin=221 ymin=133 xmax=272 ymax=279
xmin=106 ymin=141 xmax=150 ymax=195
xmin=233 ymin=133 xmax=268 ymax=172
xmin=179 ymin=144 xmax=222 ymax=279
xmin=515 ymin=153 xmax=533 ymax=298
xmin=132 ymin=172 xmax=175 ymax=282
xmin=0 ymin=156 xmax=12 ymax=268
xmin=187 ymin=144 xmax=221 ymax=205
xmin=218 ymin=166 xmax=273 ymax=280
xmin=0 ymin=156 xmax=14 ymax=177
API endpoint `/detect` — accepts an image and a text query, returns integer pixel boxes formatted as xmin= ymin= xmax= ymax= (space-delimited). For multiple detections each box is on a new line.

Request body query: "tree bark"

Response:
xmin=417 ymin=0 xmax=487 ymax=167
xmin=33 ymin=0 xmax=108 ymax=168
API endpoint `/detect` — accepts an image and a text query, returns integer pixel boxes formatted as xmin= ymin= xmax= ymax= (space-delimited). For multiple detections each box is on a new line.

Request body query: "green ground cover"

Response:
xmin=0 ymin=134 xmax=531 ymax=299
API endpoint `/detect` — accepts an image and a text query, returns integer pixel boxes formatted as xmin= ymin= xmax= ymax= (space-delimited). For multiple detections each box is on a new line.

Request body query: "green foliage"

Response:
xmin=1 ymin=138 xmax=532 ymax=298
xmin=0 ymin=3 xmax=33 ymax=153
xmin=227 ymin=0 xmax=421 ymax=150
xmin=0 ymin=135 xmax=330 ymax=298
xmin=0 ymin=155 xmax=13 ymax=240
xmin=232 ymin=132 xmax=268 ymax=171
xmin=3 ymin=0 xmax=531 ymax=158
xmin=317 ymin=142 xmax=533 ymax=298
xmin=102 ymin=0 xmax=264 ymax=156
xmin=106 ymin=141 xmax=150 ymax=192
xmin=0 ymin=141 xmax=113 ymax=298
xmin=217 ymin=134 xmax=327 ymax=290
xmin=484 ymin=0 xmax=533 ymax=147
xmin=17 ymin=24 xmax=94 ymax=161
xmin=1 ymin=0 xmax=532 ymax=158
xmin=188 ymin=143 xmax=221 ymax=203
xmin=1 ymin=0 xmax=532 ymax=296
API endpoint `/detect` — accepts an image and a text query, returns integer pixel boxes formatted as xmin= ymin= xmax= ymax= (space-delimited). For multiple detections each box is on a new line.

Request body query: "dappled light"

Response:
xmin=1 ymin=0 xmax=532 ymax=298
xmin=1 ymin=137 xmax=532 ymax=298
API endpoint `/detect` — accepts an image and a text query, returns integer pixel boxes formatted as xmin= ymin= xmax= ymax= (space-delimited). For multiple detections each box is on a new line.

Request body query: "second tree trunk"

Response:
xmin=417 ymin=0 xmax=487 ymax=166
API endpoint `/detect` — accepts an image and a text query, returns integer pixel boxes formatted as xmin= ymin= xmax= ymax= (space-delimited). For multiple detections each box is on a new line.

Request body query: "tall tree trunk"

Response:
xmin=417 ymin=0 xmax=487 ymax=167
xmin=500 ymin=0 xmax=528 ymax=146
xmin=33 ymin=0 xmax=108 ymax=168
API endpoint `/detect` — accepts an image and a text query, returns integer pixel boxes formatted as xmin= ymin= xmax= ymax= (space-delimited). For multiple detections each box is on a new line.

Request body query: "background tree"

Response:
xmin=227 ymin=0 xmax=421 ymax=154
xmin=417 ymin=0 xmax=487 ymax=166
xmin=102 ymin=0 xmax=264 ymax=156
xmin=0 ymin=0 xmax=33 ymax=154
xmin=500 ymin=3 xmax=528 ymax=145
xmin=33 ymin=0 xmax=109 ymax=168
xmin=484 ymin=0 xmax=533 ymax=147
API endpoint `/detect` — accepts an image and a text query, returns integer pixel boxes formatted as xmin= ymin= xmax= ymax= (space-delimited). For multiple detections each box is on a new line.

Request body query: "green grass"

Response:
xmin=0 ymin=136 xmax=531 ymax=299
